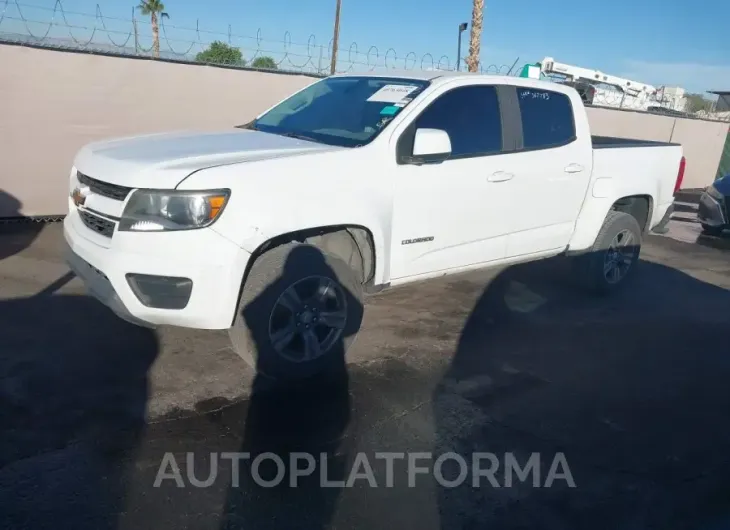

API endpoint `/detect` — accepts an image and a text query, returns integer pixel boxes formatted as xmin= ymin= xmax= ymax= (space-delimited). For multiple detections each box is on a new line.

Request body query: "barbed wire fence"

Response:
xmin=0 ymin=0 xmax=521 ymax=75
xmin=1 ymin=0 xmax=728 ymax=124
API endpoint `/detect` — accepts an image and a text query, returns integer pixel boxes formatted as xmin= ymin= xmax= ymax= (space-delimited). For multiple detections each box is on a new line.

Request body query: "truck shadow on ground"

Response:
xmin=1 ymin=212 xmax=730 ymax=529
xmin=0 ymin=295 xmax=159 ymax=529
xmin=0 ymin=213 xmax=160 ymax=529
xmin=431 ymin=251 xmax=730 ymax=529
xmin=0 ymin=190 xmax=44 ymax=262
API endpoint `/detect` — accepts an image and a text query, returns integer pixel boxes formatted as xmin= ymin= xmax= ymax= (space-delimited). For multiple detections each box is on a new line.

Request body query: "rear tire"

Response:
xmin=574 ymin=210 xmax=642 ymax=294
xmin=701 ymin=224 xmax=724 ymax=237
xmin=229 ymin=243 xmax=364 ymax=382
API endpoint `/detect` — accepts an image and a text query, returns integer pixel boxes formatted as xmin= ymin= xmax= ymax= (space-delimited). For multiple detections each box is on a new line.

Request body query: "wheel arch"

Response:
xmin=610 ymin=194 xmax=654 ymax=233
xmin=569 ymin=193 xmax=655 ymax=253
xmin=230 ymin=224 xmax=381 ymax=326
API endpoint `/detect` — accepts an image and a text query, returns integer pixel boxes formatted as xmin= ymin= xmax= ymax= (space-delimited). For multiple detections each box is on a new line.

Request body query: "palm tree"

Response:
xmin=465 ymin=0 xmax=484 ymax=73
xmin=137 ymin=0 xmax=169 ymax=58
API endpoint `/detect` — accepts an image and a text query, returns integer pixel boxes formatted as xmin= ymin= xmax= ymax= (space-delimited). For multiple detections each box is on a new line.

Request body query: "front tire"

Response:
xmin=575 ymin=211 xmax=642 ymax=294
xmin=229 ymin=243 xmax=364 ymax=382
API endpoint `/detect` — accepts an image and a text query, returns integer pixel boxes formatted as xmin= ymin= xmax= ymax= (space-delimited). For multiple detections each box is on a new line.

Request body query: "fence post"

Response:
xmin=330 ymin=0 xmax=341 ymax=75
xmin=133 ymin=14 xmax=139 ymax=54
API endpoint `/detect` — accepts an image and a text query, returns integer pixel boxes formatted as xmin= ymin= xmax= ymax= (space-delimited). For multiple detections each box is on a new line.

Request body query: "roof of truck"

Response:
xmin=329 ymin=70 xmax=559 ymax=91
xmin=330 ymin=70 xmax=497 ymax=81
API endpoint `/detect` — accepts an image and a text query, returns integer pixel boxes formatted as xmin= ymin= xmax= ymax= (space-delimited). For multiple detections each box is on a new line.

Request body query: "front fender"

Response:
xmin=179 ymin=147 xmax=394 ymax=285
xmin=231 ymin=215 xmax=392 ymax=287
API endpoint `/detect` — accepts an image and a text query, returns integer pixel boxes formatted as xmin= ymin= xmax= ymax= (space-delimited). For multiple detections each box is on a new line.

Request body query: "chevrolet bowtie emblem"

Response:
xmin=71 ymin=186 xmax=88 ymax=207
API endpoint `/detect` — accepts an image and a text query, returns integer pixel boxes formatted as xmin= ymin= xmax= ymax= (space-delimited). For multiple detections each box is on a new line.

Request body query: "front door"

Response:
xmin=389 ymin=84 xmax=516 ymax=280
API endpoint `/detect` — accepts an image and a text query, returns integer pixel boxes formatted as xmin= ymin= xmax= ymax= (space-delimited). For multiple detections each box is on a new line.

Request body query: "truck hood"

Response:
xmin=73 ymin=129 xmax=341 ymax=189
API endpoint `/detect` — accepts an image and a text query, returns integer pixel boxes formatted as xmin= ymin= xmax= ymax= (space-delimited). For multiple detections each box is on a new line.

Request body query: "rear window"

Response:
xmin=517 ymin=88 xmax=576 ymax=150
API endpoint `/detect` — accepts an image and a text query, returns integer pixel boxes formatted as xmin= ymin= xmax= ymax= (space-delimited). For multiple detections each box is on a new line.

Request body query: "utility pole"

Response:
xmin=456 ymin=23 xmax=467 ymax=71
xmin=330 ymin=0 xmax=341 ymax=75
xmin=133 ymin=9 xmax=139 ymax=54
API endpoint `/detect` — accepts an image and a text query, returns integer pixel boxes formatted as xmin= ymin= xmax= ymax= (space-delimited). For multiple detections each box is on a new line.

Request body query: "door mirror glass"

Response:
xmin=412 ymin=128 xmax=452 ymax=159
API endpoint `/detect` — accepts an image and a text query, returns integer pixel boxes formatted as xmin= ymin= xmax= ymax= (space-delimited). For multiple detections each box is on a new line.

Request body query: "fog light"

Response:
xmin=126 ymin=273 xmax=193 ymax=310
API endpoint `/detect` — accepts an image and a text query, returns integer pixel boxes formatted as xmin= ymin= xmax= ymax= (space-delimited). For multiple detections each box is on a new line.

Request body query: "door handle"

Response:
xmin=488 ymin=171 xmax=515 ymax=183
xmin=564 ymin=163 xmax=584 ymax=174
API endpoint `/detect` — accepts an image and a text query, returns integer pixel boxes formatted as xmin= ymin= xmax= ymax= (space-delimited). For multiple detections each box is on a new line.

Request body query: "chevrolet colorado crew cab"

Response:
xmin=64 ymin=72 xmax=685 ymax=380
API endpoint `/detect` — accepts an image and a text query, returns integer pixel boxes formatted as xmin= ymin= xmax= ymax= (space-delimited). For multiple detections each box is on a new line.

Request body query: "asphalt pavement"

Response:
xmin=1 ymin=221 xmax=730 ymax=529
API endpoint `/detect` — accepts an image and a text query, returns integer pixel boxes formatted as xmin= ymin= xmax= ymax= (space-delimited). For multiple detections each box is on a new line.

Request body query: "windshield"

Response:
xmin=245 ymin=76 xmax=430 ymax=148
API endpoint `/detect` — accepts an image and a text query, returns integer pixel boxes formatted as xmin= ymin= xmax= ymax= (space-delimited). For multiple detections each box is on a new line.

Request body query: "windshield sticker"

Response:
xmin=380 ymin=105 xmax=400 ymax=116
xmin=367 ymin=84 xmax=420 ymax=103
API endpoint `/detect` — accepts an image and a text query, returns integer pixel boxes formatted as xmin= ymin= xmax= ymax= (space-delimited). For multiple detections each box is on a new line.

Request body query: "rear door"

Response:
xmin=388 ymin=83 xmax=516 ymax=280
xmin=500 ymin=85 xmax=593 ymax=257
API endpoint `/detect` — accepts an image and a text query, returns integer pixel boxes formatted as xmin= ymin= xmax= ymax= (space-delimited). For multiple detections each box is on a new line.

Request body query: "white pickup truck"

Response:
xmin=64 ymin=72 xmax=685 ymax=380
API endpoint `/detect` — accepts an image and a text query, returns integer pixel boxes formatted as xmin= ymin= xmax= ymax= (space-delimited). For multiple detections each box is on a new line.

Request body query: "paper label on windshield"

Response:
xmin=367 ymin=84 xmax=420 ymax=103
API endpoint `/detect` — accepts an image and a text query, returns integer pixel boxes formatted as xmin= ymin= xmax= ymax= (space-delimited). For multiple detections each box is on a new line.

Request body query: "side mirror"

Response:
xmin=411 ymin=128 xmax=452 ymax=163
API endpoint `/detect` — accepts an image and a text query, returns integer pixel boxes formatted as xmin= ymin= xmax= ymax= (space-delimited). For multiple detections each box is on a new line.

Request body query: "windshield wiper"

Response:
xmin=236 ymin=123 xmax=322 ymax=144
xmin=276 ymin=131 xmax=321 ymax=143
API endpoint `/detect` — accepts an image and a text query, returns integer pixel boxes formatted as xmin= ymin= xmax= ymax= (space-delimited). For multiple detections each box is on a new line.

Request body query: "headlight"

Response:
xmin=118 ymin=189 xmax=230 ymax=232
xmin=705 ymin=185 xmax=723 ymax=201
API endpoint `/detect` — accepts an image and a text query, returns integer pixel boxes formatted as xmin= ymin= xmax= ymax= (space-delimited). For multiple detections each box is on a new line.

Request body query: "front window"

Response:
xmin=244 ymin=76 xmax=430 ymax=148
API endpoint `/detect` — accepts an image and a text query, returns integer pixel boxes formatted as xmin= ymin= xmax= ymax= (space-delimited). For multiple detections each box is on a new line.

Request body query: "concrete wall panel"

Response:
xmin=1 ymin=44 xmax=726 ymax=216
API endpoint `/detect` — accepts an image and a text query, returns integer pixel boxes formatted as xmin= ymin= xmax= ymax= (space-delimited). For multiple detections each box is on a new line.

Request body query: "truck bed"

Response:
xmin=590 ymin=136 xmax=684 ymax=232
xmin=592 ymin=136 xmax=680 ymax=149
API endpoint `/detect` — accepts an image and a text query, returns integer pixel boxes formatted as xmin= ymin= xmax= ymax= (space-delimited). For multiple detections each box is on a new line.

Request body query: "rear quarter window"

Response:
xmin=517 ymin=88 xmax=576 ymax=150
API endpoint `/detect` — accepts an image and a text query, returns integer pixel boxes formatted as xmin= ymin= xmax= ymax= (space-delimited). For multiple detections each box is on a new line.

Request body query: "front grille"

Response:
xmin=79 ymin=210 xmax=115 ymax=238
xmin=77 ymin=171 xmax=132 ymax=201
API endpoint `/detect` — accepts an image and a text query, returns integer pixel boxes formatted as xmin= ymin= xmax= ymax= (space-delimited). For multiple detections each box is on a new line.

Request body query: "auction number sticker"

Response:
xmin=367 ymin=84 xmax=420 ymax=103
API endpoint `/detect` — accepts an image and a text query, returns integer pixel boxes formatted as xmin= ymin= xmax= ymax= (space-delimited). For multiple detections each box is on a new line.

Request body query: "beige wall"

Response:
xmin=0 ymin=44 xmax=316 ymax=217
xmin=666 ymin=118 xmax=729 ymax=188
xmin=1 ymin=44 xmax=727 ymax=217
xmin=586 ymin=106 xmax=729 ymax=189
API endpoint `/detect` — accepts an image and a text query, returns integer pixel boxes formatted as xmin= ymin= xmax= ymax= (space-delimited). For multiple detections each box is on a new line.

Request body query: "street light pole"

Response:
xmin=330 ymin=0 xmax=342 ymax=75
xmin=456 ymin=22 xmax=468 ymax=71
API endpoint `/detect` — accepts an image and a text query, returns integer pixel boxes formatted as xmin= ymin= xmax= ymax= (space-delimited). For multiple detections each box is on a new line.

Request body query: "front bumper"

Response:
xmin=64 ymin=209 xmax=251 ymax=329
xmin=698 ymin=192 xmax=728 ymax=227
xmin=64 ymin=245 xmax=155 ymax=328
